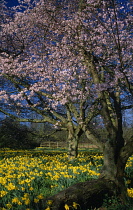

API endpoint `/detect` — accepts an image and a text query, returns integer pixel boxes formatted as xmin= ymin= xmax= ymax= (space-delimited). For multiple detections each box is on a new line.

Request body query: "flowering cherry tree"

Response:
xmin=0 ymin=0 xmax=133 ymax=208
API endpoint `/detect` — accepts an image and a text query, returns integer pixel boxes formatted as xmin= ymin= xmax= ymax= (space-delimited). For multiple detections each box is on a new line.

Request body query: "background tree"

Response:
xmin=0 ymin=117 xmax=39 ymax=149
xmin=0 ymin=0 xmax=133 ymax=208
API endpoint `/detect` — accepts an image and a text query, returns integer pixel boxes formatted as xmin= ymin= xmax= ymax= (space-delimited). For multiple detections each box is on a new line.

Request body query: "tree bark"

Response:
xmin=100 ymin=141 xmax=127 ymax=203
xmin=67 ymin=135 xmax=79 ymax=159
xmin=100 ymin=138 xmax=133 ymax=204
xmin=39 ymin=178 xmax=115 ymax=210
xmin=67 ymin=120 xmax=82 ymax=159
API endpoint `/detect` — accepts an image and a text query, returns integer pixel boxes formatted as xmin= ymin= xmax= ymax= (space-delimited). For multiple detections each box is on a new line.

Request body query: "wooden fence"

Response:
xmin=40 ymin=141 xmax=98 ymax=149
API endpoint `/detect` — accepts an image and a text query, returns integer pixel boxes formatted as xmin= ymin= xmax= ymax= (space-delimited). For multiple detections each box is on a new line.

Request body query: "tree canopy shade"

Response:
xmin=0 ymin=0 xmax=133 ymax=208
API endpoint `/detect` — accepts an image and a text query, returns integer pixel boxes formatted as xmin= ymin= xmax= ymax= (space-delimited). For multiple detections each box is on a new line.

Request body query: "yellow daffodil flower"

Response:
xmin=64 ymin=204 xmax=69 ymax=210
xmin=73 ymin=202 xmax=79 ymax=209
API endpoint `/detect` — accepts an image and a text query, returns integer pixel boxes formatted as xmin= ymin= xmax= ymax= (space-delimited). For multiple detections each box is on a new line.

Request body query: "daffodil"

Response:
xmin=47 ymin=200 xmax=53 ymax=205
xmin=37 ymin=194 xmax=44 ymax=199
xmin=34 ymin=198 xmax=39 ymax=203
xmin=73 ymin=202 xmax=80 ymax=209
xmin=0 ymin=191 xmax=8 ymax=197
xmin=24 ymin=198 xmax=30 ymax=205
xmin=64 ymin=204 xmax=69 ymax=210
xmin=127 ymin=188 xmax=133 ymax=198
xmin=6 ymin=203 xmax=12 ymax=209
xmin=45 ymin=207 xmax=50 ymax=210
xmin=5 ymin=182 xmax=16 ymax=190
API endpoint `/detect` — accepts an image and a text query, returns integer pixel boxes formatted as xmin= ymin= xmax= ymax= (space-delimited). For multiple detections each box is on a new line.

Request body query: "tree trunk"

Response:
xmin=100 ymin=141 xmax=128 ymax=203
xmin=67 ymin=122 xmax=82 ymax=159
xmin=36 ymin=140 xmax=133 ymax=210
xmin=67 ymin=135 xmax=79 ymax=159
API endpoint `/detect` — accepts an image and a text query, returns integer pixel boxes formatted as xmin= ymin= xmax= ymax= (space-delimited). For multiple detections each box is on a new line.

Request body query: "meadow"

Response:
xmin=0 ymin=148 xmax=133 ymax=210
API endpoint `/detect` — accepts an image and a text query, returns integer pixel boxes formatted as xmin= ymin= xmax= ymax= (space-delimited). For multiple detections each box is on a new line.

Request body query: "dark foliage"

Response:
xmin=0 ymin=118 xmax=39 ymax=149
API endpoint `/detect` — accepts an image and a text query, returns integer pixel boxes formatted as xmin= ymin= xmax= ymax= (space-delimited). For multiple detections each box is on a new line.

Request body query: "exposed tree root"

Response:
xmin=38 ymin=178 xmax=116 ymax=210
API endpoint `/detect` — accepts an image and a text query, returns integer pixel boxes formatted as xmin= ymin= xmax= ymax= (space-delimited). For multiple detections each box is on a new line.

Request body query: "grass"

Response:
xmin=0 ymin=148 xmax=133 ymax=210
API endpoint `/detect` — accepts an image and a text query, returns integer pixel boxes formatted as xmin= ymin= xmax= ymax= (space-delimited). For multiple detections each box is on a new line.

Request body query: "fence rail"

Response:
xmin=40 ymin=141 xmax=98 ymax=149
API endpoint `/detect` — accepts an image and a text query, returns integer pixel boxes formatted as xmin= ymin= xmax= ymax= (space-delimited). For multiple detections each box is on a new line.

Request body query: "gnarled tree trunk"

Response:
xmin=67 ymin=129 xmax=83 ymax=159
xmin=67 ymin=134 xmax=79 ymax=159
xmin=66 ymin=117 xmax=83 ymax=159
xmin=37 ymin=139 xmax=133 ymax=210
xmin=100 ymin=141 xmax=128 ymax=203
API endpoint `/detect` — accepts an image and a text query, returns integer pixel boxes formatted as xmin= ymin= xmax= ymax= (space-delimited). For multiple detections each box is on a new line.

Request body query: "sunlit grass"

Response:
xmin=0 ymin=148 xmax=133 ymax=210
